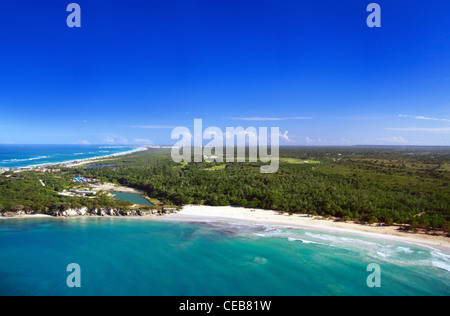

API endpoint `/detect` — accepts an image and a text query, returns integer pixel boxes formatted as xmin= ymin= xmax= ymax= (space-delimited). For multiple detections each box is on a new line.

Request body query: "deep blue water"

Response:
xmin=0 ymin=218 xmax=448 ymax=296
xmin=0 ymin=145 xmax=145 ymax=169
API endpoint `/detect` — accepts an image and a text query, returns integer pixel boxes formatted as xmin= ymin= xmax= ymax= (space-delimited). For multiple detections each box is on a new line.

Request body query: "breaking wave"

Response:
xmin=188 ymin=220 xmax=450 ymax=273
xmin=1 ymin=156 xmax=50 ymax=163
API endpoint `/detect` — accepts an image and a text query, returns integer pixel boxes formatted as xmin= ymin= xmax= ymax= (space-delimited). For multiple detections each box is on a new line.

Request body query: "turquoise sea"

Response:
xmin=0 ymin=145 xmax=145 ymax=169
xmin=0 ymin=218 xmax=449 ymax=296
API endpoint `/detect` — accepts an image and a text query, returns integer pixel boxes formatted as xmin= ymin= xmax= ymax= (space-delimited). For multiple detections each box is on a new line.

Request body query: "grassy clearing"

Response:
xmin=173 ymin=162 xmax=189 ymax=169
xmin=281 ymin=158 xmax=320 ymax=164
xmin=204 ymin=164 xmax=226 ymax=171
xmin=146 ymin=197 xmax=163 ymax=206
xmin=439 ymin=163 xmax=450 ymax=172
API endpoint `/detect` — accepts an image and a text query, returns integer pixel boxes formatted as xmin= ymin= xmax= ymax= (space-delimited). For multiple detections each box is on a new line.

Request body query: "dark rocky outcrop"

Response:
xmin=1 ymin=207 xmax=176 ymax=218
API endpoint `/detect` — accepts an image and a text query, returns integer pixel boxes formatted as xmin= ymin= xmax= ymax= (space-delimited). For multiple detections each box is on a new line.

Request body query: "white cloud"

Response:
xmin=392 ymin=115 xmax=450 ymax=133
xmin=225 ymin=129 xmax=258 ymax=142
xmin=386 ymin=127 xmax=450 ymax=133
xmin=103 ymin=135 xmax=129 ymax=145
xmin=133 ymin=138 xmax=153 ymax=145
xmin=305 ymin=137 xmax=327 ymax=145
xmin=224 ymin=129 xmax=292 ymax=143
xmin=398 ymin=114 xmax=450 ymax=123
xmin=231 ymin=117 xmax=312 ymax=121
xmin=278 ymin=131 xmax=294 ymax=143
xmin=129 ymin=125 xmax=176 ymax=129
xmin=374 ymin=136 xmax=408 ymax=144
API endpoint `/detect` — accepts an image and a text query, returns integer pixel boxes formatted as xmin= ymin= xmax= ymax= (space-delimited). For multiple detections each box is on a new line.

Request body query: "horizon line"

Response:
xmin=0 ymin=144 xmax=449 ymax=148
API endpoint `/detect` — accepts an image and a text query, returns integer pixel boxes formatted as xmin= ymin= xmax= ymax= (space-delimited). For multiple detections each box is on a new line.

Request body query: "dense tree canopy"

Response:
xmin=1 ymin=147 xmax=449 ymax=233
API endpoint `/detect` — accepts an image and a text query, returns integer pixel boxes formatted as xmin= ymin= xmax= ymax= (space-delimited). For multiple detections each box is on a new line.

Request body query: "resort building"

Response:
xmin=72 ymin=177 xmax=98 ymax=183
xmin=37 ymin=168 xmax=61 ymax=173
xmin=69 ymin=189 xmax=97 ymax=197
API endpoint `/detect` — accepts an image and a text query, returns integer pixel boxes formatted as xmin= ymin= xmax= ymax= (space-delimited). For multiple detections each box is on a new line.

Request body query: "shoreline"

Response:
xmin=167 ymin=205 xmax=450 ymax=251
xmin=4 ymin=146 xmax=148 ymax=171
xmin=55 ymin=146 xmax=147 ymax=168
xmin=0 ymin=214 xmax=54 ymax=220
xmin=2 ymin=204 xmax=449 ymax=251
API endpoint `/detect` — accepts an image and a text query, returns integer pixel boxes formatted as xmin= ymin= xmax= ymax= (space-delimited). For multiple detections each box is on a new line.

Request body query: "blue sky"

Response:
xmin=0 ymin=0 xmax=449 ymax=146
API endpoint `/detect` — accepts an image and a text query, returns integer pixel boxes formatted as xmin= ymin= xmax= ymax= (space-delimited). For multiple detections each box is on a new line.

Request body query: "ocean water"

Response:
xmin=0 ymin=218 xmax=449 ymax=296
xmin=0 ymin=145 xmax=145 ymax=169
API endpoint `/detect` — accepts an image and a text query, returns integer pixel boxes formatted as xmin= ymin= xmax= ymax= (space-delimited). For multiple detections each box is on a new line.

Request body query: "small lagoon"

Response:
xmin=109 ymin=191 xmax=154 ymax=206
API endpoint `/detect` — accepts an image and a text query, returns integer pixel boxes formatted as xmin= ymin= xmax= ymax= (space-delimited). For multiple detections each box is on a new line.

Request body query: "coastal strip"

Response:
xmin=0 ymin=207 xmax=177 ymax=219
xmin=6 ymin=146 xmax=148 ymax=172
xmin=2 ymin=204 xmax=449 ymax=251
xmin=167 ymin=205 xmax=450 ymax=250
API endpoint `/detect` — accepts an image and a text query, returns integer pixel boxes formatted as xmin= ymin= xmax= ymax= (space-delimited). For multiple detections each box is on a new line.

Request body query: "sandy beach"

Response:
xmin=0 ymin=214 xmax=54 ymax=220
xmin=169 ymin=205 xmax=450 ymax=250
xmin=3 ymin=204 xmax=448 ymax=250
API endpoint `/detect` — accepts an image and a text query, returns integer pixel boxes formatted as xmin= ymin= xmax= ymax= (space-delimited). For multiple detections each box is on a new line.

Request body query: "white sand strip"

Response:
xmin=168 ymin=205 xmax=450 ymax=250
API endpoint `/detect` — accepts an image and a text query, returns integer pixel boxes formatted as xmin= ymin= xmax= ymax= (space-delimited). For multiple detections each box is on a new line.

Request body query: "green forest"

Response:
xmin=1 ymin=147 xmax=449 ymax=234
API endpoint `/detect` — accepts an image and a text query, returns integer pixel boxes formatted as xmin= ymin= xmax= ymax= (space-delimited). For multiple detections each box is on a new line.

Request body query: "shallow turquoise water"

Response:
xmin=0 ymin=218 xmax=448 ymax=296
xmin=109 ymin=191 xmax=154 ymax=206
